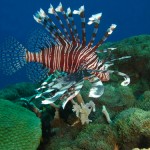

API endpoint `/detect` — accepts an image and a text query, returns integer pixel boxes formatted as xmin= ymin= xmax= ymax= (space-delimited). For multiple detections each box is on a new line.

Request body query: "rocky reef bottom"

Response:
xmin=0 ymin=35 xmax=150 ymax=150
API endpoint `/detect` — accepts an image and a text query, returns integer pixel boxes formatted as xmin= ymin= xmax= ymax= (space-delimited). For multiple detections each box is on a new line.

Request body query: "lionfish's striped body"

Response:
xmin=26 ymin=43 xmax=109 ymax=81
xmin=0 ymin=3 xmax=130 ymax=107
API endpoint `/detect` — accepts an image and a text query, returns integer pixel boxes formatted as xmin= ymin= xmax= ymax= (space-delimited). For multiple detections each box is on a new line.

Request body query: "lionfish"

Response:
xmin=0 ymin=3 xmax=130 ymax=108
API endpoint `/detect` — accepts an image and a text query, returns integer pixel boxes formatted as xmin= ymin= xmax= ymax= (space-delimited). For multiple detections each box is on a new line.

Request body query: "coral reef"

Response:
xmin=113 ymin=108 xmax=150 ymax=149
xmin=99 ymin=84 xmax=136 ymax=108
xmin=46 ymin=124 xmax=117 ymax=150
xmin=0 ymin=99 xmax=42 ymax=150
xmin=136 ymin=91 xmax=150 ymax=111
xmin=0 ymin=82 xmax=37 ymax=101
xmin=74 ymin=124 xmax=117 ymax=150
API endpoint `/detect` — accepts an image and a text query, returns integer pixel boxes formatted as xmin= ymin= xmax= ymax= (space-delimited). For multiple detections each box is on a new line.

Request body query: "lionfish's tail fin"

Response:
xmin=33 ymin=9 xmax=68 ymax=45
xmin=87 ymin=13 xmax=102 ymax=47
xmin=93 ymin=24 xmax=117 ymax=51
xmin=73 ymin=6 xmax=86 ymax=46
xmin=55 ymin=3 xmax=76 ymax=43
xmin=66 ymin=7 xmax=80 ymax=43
xmin=0 ymin=37 xmax=27 ymax=75
xmin=48 ymin=4 xmax=71 ymax=42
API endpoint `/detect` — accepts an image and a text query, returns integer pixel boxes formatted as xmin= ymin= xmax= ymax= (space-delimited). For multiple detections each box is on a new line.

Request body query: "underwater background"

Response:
xmin=0 ymin=0 xmax=150 ymax=150
xmin=0 ymin=0 xmax=150 ymax=89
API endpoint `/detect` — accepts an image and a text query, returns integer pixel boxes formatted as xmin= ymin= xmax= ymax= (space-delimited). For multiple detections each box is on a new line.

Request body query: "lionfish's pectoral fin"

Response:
xmin=41 ymin=80 xmax=75 ymax=104
xmin=62 ymin=80 xmax=84 ymax=109
xmin=37 ymin=72 xmax=78 ymax=104
xmin=38 ymin=71 xmax=84 ymax=107
xmin=86 ymin=75 xmax=104 ymax=98
xmin=108 ymin=70 xmax=130 ymax=86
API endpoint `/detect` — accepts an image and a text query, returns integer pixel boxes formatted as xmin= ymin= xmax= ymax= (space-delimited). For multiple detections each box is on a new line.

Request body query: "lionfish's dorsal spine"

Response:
xmin=73 ymin=6 xmax=86 ymax=46
xmin=66 ymin=8 xmax=80 ymax=43
xmin=33 ymin=9 xmax=67 ymax=45
xmin=48 ymin=4 xmax=71 ymax=42
xmin=87 ymin=13 xmax=102 ymax=47
xmin=92 ymin=24 xmax=117 ymax=51
xmin=55 ymin=3 xmax=76 ymax=43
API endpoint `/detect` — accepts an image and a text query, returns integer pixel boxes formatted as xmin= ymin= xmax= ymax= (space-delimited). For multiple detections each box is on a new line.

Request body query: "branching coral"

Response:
xmin=72 ymin=100 xmax=95 ymax=125
xmin=102 ymin=105 xmax=112 ymax=123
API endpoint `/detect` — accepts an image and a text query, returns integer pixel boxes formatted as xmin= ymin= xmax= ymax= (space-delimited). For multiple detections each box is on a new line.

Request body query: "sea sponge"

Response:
xmin=0 ymin=99 xmax=42 ymax=150
xmin=113 ymin=108 xmax=150 ymax=149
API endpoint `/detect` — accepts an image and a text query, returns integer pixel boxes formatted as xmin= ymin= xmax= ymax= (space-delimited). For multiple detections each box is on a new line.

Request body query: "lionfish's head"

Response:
xmin=82 ymin=45 xmax=130 ymax=86
xmin=82 ymin=50 xmax=110 ymax=82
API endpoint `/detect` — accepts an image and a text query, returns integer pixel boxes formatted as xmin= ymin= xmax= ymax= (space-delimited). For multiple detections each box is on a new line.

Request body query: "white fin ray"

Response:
xmin=107 ymin=24 xmax=117 ymax=34
xmin=66 ymin=7 xmax=71 ymax=16
xmin=48 ymin=4 xmax=55 ymax=14
xmin=89 ymin=76 xmax=104 ymax=98
xmin=88 ymin=13 xmax=102 ymax=25
xmin=73 ymin=5 xmax=84 ymax=15
xmin=55 ymin=2 xmax=63 ymax=12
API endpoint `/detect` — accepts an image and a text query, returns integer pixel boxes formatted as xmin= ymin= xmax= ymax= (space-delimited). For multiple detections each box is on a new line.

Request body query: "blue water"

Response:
xmin=0 ymin=0 xmax=150 ymax=89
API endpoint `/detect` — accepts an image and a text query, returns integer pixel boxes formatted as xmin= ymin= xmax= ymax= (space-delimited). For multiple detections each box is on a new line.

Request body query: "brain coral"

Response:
xmin=113 ymin=108 xmax=150 ymax=149
xmin=0 ymin=99 xmax=42 ymax=150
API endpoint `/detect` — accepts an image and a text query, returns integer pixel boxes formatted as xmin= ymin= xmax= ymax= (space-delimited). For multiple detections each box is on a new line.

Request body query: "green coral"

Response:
xmin=0 ymin=99 xmax=42 ymax=150
xmin=45 ymin=126 xmax=80 ymax=150
xmin=74 ymin=124 xmax=117 ymax=150
xmin=0 ymin=82 xmax=37 ymax=101
xmin=0 ymin=87 xmax=20 ymax=101
xmin=46 ymin=124 xmax=117 ymax=150
xmin=99 ymin=84 xmax=136 ymax=108
xmin=113 ymin=108 xmax=150 ymax=149
xmin=136 ymin=91 xmax=150 ymax=111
